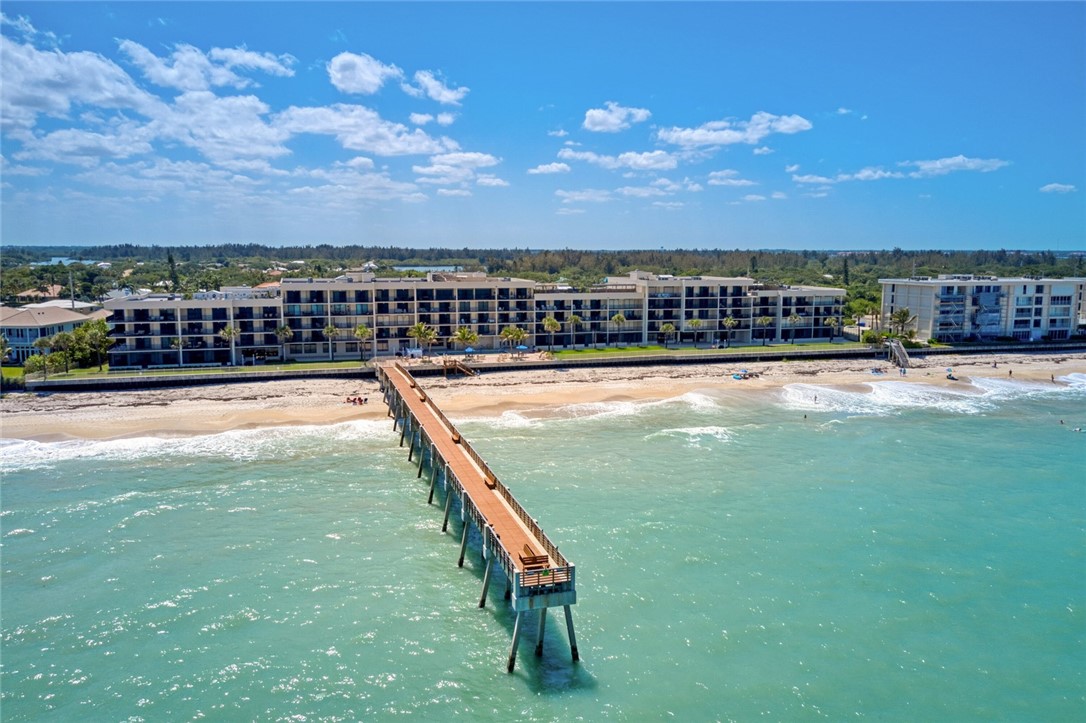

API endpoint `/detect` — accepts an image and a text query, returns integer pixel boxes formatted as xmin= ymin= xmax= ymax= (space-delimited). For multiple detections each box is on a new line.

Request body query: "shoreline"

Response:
xmin=2 ymin=352 xmax=1083 ymax=443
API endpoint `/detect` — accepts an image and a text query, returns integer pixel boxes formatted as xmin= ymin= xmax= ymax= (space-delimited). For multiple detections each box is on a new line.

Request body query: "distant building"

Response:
xmin=104 ymin=272 xmax=847 ymax=369
xmin=879 ymin=275 xmax=1086 ymax=342
xmin=15 ymin=284 xmax=65 ymax=303
xmin=0 ymin=306 xmax=111 ymax=363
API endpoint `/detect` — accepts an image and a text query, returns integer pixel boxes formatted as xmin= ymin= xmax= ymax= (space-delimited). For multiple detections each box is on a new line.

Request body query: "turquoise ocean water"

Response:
xmin=2 ymin=373 xmax=1084 ymax=720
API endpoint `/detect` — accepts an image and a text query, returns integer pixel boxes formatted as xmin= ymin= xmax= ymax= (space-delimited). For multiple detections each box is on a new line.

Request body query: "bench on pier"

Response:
xmin=519 ymin=544 xmax=550 ymax=571
xmin=484 ymin=472 xmax=498 ymax=490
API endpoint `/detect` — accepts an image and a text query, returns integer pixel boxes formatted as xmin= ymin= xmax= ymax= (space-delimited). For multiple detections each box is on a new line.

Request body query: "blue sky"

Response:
xmin=2 ymin=2 xmax=1083 ymax=251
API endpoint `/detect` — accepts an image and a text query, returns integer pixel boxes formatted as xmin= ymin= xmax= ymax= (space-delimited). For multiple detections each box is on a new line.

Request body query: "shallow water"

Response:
xmin=2 ymin=374 xmax=1084 ymax=720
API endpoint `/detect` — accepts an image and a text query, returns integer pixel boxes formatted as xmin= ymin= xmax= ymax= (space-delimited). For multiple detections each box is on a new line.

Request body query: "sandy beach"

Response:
xmin=2 ymin=351 xmax=1083 ymax=442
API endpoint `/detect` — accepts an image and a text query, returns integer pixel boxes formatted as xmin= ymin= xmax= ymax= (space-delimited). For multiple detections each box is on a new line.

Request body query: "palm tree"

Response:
xmin=721 ymin=316 xmax=738 ymax=348
xmin=499 ymin=325 xmax=527 ymax=355
xmin=687 ymin=318 xmax=702 ymax=348
xmin=0 ymin=333 xmax=11 ymax=374
xmin=219 ymin=324 xmax=241 ymax=365
xmin=451 ymin=326 xmax=478 ymax=355
xmin=660 ymin=322 xmax=676 ymax=348
xmin=542 ymin=316 xmax=561 ymax=351
xmin=609 ymin=312 xmax=626 ymax=347
xmin=787 ymin=313 xmax=802 ymax=344
xmin=890 ymin=308 xmax=917 ymax=337
xmin=568 ymin=314 xmax=583 ymax=348
xmin=32 ymin=336 xmax=53 ymax=380
xmin=756 ymin=316 xmax=774 ymax=346
xmin=353 ymin=323 xmax=373 ymax=362
xmin=275 ymin=324 xmax=294 ymax=361
xmin=323 ymin=322 xmax=339 ymax=361
xmin=407 ymin=322 xmax=437 ymax=357
xmin=83 ymin=318 xmax=110 ymax=371
xmin=50 ymin=331 xmax=75 ymax=373
xmin=170 ymin=336 xmax=187 ymax=367
xmin=825 ymin=316 xmax=840 ymax=341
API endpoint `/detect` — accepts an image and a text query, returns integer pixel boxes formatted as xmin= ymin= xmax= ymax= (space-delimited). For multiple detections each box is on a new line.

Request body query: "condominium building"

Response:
xmin=880 ymin=275 xmax=1086 ymax=342
xmin=105 ymin=271 xmax=846 ymax=369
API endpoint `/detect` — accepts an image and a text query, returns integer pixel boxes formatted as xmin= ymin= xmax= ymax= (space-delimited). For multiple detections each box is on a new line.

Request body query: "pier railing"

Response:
xmin=390 ymin=363 xmax=571 ymax=570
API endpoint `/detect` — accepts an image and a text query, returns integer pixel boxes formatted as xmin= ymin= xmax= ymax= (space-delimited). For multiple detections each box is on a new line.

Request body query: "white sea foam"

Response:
xmin=0 ymin=419 xmax=394 ymax=473
xmin=781 ymin=374 xmax=1083 ymax=417
xmin=647 ymin=426 xmax=734 ymax=446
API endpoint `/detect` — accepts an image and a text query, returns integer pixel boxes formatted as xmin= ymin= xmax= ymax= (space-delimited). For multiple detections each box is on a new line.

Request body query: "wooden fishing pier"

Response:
xmin=376 ymin=362 xmax=579 ymax=672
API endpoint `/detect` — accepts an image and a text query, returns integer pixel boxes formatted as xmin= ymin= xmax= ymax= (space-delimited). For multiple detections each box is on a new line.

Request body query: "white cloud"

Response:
xmin=616 ymin=185 xmax=667 ymax=198
xmin=437 ymin=188 xmax=471 ymax=197
xmin=409 ymin=112 xmax=433 ymax=125
xmin=328 ymin=52 xmax=402 ymax=94
xmin=159 ymin=91 xmax=291 ymax=164
xmin=119 ymin=41 xmax=293 ymax=92
xmin=555 ymin=188 xmax=612 ymax=203
xmin=1 ymin=34 xmax=165 ymax=135
xmin=528 ymin=162 xmax=571 ymax=174
xmin=556 ymin=207 xmax=585 ymax=215
xmin=753 ymin=146 xmax=773 ymax=155
xmin=653 ymin=201 xmax=684 ymax=210
xmin=743 ymin=194 xmax=767 ymax=202
xmin=582 ymin=101 xmax=651 ymax=132
xmin=435 ymin=112 xmax=456 ymax=126
xmin=1040 ymin=182 xmax=1077 ymax=193
xmin=792 ymin=173 xmax=835 ymax=184
xmin=771 ymin=191 xmax=787 ymax=200
xmin=276 ymin=103 xmax=456 ymax=156
xmin=476 ymin=174 xmax=509 ymax=187
xmin=14 ymin=126 xmax=153 ymax=167
xmin=209 ymin=47 xmax=296 ymax=76
xmin=837 ymin=107 xmax=852 ymax=115
xmin=901 ymin=154 xmax=1009 ymax=178
xmin=557 ymin=147 xmax=677 ymax=171
xmin=657 ymin=111 xmax=812 ymax=148
xmin=404 ymin=70 xmax=469 ymax=105
xmin=707 ymin=169 xmax=757 ymax=187
xmin=785 ymin=164 xmax=800 ymax=173
xmin=414 ymin=152 xmax=500 ymax=187
xmin=548 ymin=129 xmax=568 ymax=137
xmin=843 ymin=167 xmax=904 ymax=182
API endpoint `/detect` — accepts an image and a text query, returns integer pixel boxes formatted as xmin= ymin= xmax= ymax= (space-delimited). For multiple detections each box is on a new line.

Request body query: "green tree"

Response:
xmin=825 ymin=316 xmax=840 ymax=341
xmin=407 ymin=322 xmax=437 ymax=357
xmin=660 ymin=322 xmax=676 ymax=348
xmin=323 ymin=322 xmax=339 ymax=361
xmin=686 ymin=318 xmax=702 ymax=347
xmin=219 ymin=324 xmax=241 ymax=365
xmin=353 ymin=323 xmax=373 ymax=361
xmin=542 ymin=316 xmax=561 ymax=351
xmin=0 ymin=333 xmax=12 ymax=374
xmin=451 ymin=326 xmax=479 ymax=354
xmin=51 ymin=330 xmax=75 ymax=373
xmin=499 ymin=325 xmax=527 ymax=354
xmin=756 ymin=315 xmax=774 ymax=346
xmin=721 ymin=316 xmax=737 ymax=348
xmin=609 ymin=312 xmax=627 ymax=347
xmin=276 ymin=324 xmax=294 ymax=361
xmin=787 ymin=313 xmax=802 ymax=344
xmin=568 ymin=314 xmax=583 ymax=348
xmin=890 ymin=308 xmax=917 ymax=337
xmin=80 ymin=318 xmax=111 ymax=371
xmin=171 ymin=336 xmax=187 ymax=367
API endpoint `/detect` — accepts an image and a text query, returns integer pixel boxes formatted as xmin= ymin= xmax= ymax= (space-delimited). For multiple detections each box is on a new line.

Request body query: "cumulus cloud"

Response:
xmin=707 ymin=169 xmax=757 ymax=187
xmin=528 ymin=162 xmax=571 ymax=174
xmin=476 ymin=174 xmax=508 ymax=187
xmin=901 ymin=154 xmax=1009 ymax=178
xmin=328 ymin=52 xmax=402 ymax=94
xmin=548 ymin=129 xmax=568 ymax=137
xmin=616 ymin=185 xmax=667 ymax=198
xmin=119 ymin=40 xmax=294 ymax=92
xmin=771 ymin=191 xmax=787 ymax=199
xmin=413 ymin=151 xmax=500 ymax=187
xmin=557 ymin=147 xmax=677 ymax=171
xmin=752 ymin=146 xmax=773 ymax=155
xmin=555 ymin=188 xmax=612 ymax=203
xmin=785 ymin=164 xmax=800 ymax=173
xmin=653 ymin=201 xmax=684 ymax=210
xmin=657 ymin=111 xmax=812 ymax=148
xmin=403 ymin=70 xmax=469 ymax=105
xmin=437 ymin=188 xmax=471 ymax=197
xmin=582 ymin=101 xmax=651 ymax=132
xmin=276 ymin=103 xmax=456 ymax=156
xmin=1040 ymin=182 xmax=1076 ymax=193
xmin=410 ymin=112 xmax=433 ymax=125
xmin=743 ymin=194 xmax=767 ymax=202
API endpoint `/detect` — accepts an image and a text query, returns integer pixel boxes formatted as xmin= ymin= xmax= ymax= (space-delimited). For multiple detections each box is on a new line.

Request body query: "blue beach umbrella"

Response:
xmin=464 ymin=347 xmax=474 ymax=353
xmin=516 ymin=345 xmax=529 ymax=351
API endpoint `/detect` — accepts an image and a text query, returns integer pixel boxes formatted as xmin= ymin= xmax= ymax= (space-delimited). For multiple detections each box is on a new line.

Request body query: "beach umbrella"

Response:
xmin=516 ymin=345 xmax=529 ymax=351
xmin=946 ymin=367 xmax=953 ymax=372
xmin=464 ymin=347 xmax=474 ymax=353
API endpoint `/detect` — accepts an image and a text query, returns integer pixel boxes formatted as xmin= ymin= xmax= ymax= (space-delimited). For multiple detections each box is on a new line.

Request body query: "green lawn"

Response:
xmin=553 ymin=341 xmax=862 ymax=360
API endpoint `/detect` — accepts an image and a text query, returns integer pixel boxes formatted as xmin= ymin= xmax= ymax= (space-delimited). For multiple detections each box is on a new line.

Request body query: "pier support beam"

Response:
xmin=457 ymin=520 xmax=470 ymax=567
xmin=416 ymin=439 xmax=427 ymax=478
xmin=441 ymin=486 xmax=454 ymax=533
xmin=399 ymin=415 xmax=408 ymax=447
xmin=534 ymin=609 xmax=547 ymax=657
xmin=427 ymin=460 xmax=439 ymax=504
xmin=563 ymin=605 xmax=580 ymax=662
xmin=507 ymin=611 xmax=523 ymax=673
xmin=478 ymin=557 xmax=493 ymax=608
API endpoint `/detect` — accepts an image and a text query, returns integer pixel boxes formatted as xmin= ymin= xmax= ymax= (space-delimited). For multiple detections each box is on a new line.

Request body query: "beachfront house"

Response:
xmin=879 ymin=275 xmax=1086 ymax=343
xmin=0 ymin=305 xmax=111 ymax=364
xmin=104 ymin=271 xmax=849 ymax=369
